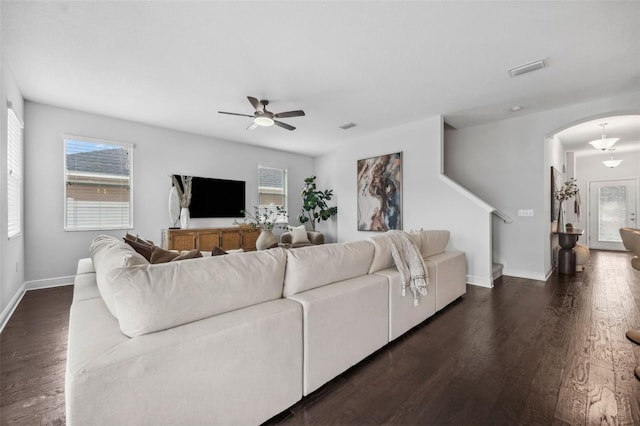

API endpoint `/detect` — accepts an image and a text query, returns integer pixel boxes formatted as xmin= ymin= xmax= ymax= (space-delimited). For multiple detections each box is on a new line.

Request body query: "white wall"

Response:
xmin=445 ymin=91 xmax=640 ymax=280
xmin=0 ymin=59 xmax=25 ymax=322
xmin=23 ymin=102 xmax=315 ymax=284
xmin=316 ymin=115 xmax=494 ymax=287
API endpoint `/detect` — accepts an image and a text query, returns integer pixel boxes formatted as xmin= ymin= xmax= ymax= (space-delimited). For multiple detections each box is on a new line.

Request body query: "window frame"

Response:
xmin=7 ymin=104 xmax=23 ymax=239
xmin=258 ymin=165 xmax=288 ymax=223
xmin=63 ymin=135 xmax=134 ymax=231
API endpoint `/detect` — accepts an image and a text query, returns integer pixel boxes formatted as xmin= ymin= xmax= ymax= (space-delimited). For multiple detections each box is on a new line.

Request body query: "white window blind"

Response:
xmin=64 ymin=137 xmax=133 ymax=231
xmin=258 ymin=166 xmax=288 ymax=221
xmin=7 ymin=105 xmax=23 ymax=239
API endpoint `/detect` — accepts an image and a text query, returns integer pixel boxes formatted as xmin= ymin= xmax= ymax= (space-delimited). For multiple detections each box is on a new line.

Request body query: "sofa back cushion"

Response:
xmin=283 ymin=240 xmax=374 ymax=297
xmin=90 ymin=235 xmax=149 ymax=317
xmin=367 ymin=230 xmax=450 ymax=273
xmin=106 ymin=248 xmax=287 ymax=337
xmin=368 ymin=236 xmax=394 ymax=273
xmin=416 ymin=230 xmax=450 ymax=258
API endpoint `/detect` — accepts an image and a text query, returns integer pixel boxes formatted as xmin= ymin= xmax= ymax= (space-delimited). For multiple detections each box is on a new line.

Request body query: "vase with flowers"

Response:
xmin=171 ymin=175 xmax=193 ymax=229
xmin=239 ymin=205 xmax=288 ymax=250
xmin=554 ymin=178 xmax=580 ymax=232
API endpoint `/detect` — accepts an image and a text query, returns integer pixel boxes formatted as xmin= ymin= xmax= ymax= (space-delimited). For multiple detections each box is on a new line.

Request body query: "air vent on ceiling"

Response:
xmin=339 ymin=122 xmax=358 ymax=130
xmin=508 ymin=59 xmax=545 ymax=77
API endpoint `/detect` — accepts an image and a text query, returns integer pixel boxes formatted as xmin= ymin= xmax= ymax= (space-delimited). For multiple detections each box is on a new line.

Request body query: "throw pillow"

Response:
xmin=211 ymin=246 xmax=228 ymax=256
xmin=289 ymin=225 xmax=310 ymax=245
xmin=150 ymin=246 xmax=180 ymax=264
xmin=172 ymin=249 xmax=203 ymax=261
xmin=123 ymin=237 xmax=154 ymax=261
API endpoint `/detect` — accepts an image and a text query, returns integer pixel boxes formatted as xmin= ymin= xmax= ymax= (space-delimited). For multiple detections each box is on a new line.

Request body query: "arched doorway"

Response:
xmin=550 ymin=112 xmax=640 ymax=250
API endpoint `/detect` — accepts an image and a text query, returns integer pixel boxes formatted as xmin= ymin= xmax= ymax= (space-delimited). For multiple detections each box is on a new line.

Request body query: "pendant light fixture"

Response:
xmin=589 ymin=123 xmax=619 ymax=151
xmin=602 ymin=149 xmax=622 ymax=168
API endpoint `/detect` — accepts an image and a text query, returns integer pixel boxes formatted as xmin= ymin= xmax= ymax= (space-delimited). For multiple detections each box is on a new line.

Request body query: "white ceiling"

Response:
xmin=555 ymin=114 xmax=640 ymax=157
xmin=2 ymin=1 xmax=639 ymax=157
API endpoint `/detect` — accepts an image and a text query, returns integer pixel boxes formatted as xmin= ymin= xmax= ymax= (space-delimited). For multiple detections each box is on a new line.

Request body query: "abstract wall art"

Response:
xmin=357 ymin=152 xmax=402 ymax=231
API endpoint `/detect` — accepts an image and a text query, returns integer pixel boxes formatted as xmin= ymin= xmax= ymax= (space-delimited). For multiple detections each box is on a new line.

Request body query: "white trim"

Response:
xmin=586 ymin=176 xmax=639 ymax=250
xmin=0 ymin=283 xmax=26 ymax=334
xmin=466 ymin=274 xmax=493 ymax=288
xmin=62 ymin=133 xmax=134 ymax=149
xmin=63 ymin=135 xmax=134 ymax=231
xmin=24 ymin=276 xmax=75 ymax=290
xmin=502 ymin=267 xmax=548 ymax=282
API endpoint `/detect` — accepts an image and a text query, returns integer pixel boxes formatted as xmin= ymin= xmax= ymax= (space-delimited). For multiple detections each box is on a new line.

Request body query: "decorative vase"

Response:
xmin=256 ymin=229 xmax=277 ymax=250
xmin=557 ymin=202 xmax=565 ymax=233
xmin=180 ymin=207 xmax=190 ymax=229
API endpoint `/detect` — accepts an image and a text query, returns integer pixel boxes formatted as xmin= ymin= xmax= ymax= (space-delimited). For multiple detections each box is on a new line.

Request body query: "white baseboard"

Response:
xmin=502 ymin=267 xmax=548 ymax=282
xmin=0 ymin=283 xmax=27 ymax=334
xmin=0 ymin=276 xmax=74 ymax=334
xmin=467 ymin=274 xmax=493 ymax=288
xmin=24 ymin=276 xmax=74 ymax=290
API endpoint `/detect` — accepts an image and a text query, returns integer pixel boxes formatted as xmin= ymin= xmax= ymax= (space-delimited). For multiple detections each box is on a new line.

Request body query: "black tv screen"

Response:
xmin=174 ymin=175 xmax=245 ymax=218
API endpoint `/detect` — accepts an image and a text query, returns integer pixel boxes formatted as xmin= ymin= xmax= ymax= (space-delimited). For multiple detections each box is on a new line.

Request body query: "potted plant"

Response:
xmin=298 ymin=176 xmax=338 ymax=232
xmin=171 ymin=175 xmax=193 ymax=229
xmin=554 ymin=178 xmax=579 ymax=232
xmin=239 ymin=205 xmax=287 ymax=250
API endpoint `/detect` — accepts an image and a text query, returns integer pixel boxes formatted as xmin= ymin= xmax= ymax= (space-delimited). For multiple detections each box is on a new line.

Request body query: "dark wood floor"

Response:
xmin=1 ymin=250 xmax=639 ymax=425
xmin=1 ymin=285 xmax=71 ymax=425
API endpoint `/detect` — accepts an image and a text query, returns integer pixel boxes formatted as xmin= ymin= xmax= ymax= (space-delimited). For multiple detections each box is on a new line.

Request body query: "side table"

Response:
xmin=554 ymin=229 xmax=584 ymax=275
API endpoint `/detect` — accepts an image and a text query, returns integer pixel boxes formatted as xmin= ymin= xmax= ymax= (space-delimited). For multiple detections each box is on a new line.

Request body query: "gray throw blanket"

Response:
xmin=386 ymin=231 xmax=428 ymax=306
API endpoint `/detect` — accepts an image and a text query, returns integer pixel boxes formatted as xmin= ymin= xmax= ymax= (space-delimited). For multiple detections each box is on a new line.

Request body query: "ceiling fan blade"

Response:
xmin=274 ymin=120 xmax=296 ymax=131
xmin=247 ymin=122 xmax=259 ymax=130
xmin=218 ymin=111 xmax=255 ymax=118
xmin=274 ymin=110 xmax=305 ymax=119
xmin=247 ymin=96 xmax=263 ymax=112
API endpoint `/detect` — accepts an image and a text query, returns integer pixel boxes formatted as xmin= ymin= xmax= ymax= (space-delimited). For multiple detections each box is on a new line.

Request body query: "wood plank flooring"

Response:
xmin=1 ymin=285 xmax=72 ymax=425
xmin=1 ymin=249 xmax=639 ymax=425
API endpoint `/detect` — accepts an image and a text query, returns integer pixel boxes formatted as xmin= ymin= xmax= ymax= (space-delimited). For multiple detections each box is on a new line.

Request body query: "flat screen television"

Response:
xmin=173 ymin=175 xmax=245 ymax=218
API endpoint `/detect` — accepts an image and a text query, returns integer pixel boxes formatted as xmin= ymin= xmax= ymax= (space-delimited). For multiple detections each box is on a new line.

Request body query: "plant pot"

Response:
xmin=557 ymin=201 xmax=565 ymax=233
xmin=180 ymin=207 xmax=190 ymax=229
xmin=256 ymin=230 xmax=277 ymax=250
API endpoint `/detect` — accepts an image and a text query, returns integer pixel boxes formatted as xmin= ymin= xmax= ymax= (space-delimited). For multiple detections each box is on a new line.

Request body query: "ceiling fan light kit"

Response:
xmin=254 ymin=116 xmax=275 ymax=127
xmin=218 ymin=96 xmax=305 ymax=131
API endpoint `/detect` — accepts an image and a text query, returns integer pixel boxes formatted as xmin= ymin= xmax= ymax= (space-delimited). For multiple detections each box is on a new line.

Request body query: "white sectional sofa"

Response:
xmin=66 ymin=231 xmax=466 ymax=425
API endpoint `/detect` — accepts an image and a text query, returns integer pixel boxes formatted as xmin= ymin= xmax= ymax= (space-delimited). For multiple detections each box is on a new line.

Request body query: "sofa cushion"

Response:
xmin=368 ymin=232 xmax=421 ymax=273
xmin=368 ymin=235 xmax=395 ymax=273
xmin=106 ymin=247 xmax=288 ymax=337
xmin=415 ymin=230 xmax=450 ymax=258
xmin=283 ymin=240 xmax=374 ymax=297
xmin=90 ymin=235 xmax=149 ymax=317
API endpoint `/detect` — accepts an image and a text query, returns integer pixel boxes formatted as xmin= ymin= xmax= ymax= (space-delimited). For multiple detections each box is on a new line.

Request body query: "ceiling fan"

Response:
xmin=218 ymin=96 xmax=305 ymax=131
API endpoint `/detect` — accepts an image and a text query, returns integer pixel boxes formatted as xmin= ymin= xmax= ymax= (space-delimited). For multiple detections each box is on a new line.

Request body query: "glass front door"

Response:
xmin=588 ymin=179 xmax=638 ymax=250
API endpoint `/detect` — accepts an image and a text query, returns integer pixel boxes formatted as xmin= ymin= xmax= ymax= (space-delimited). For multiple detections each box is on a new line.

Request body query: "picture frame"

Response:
xmin=357 ymin=152 xmax=402 ymax=231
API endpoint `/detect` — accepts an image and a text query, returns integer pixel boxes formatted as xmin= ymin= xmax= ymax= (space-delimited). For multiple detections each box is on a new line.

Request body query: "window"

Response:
xmin=7 ymin=104 xmax=23 ymax=238
xmin=258 ymin=166 xmax=287 ymax=221
xmin=64 ymin=136 xmax=133 ymax=230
